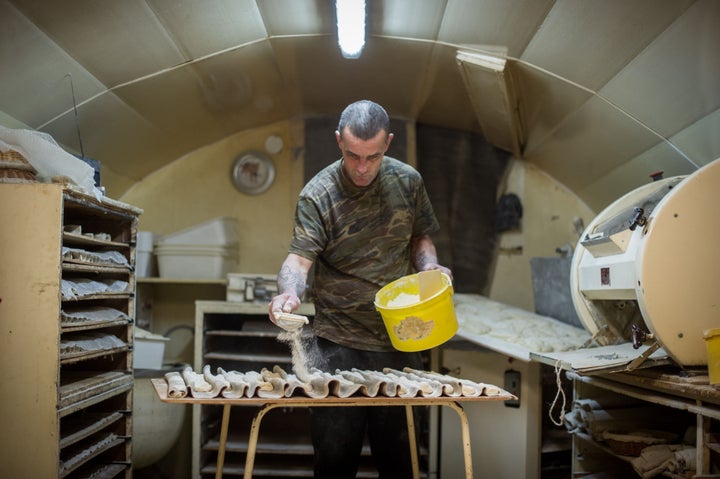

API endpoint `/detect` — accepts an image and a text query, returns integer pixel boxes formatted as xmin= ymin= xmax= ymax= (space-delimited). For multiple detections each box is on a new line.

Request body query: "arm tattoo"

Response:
xmin=411 ymin=236 xmax=438 ymax=270
xmin=413 ymin=249 xmax=434 ymax=268
xmin=278 ymin=264 xmax=306 ymax=297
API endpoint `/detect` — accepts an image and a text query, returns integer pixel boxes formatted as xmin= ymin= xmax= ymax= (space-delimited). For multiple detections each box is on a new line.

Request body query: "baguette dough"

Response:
xmin=167 ymin=365 xmax=512 ymax=400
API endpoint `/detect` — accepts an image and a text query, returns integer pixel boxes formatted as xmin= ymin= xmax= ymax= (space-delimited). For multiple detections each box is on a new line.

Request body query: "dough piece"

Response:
xmin=382 ymin=370 xmax=423 ymax=398
xmin=259 ymin=368 xmax=288 ymax=398
xmin=202 ymin=364 xmax=230 ymax=397
xmin=401 ymin=368 xmax=466 ymax=396
xmin=271 ymin=365 xmax=328 ymax=399
xmin=164 ymin=371 xmax=188 ymax=398
xmin=182 ymin=366 xmax=215 ymax=398
xmin=336 ymin=369 xmax=382 ymax=397
xmin=217 ymin=368 xmax=249 ymax=399
xmin=315 ymin=369 xmax=361 ymax=398
xmin=400 ymin=368 xmax=457 ymax=396
xmin=351 ymin=369 xmax=402 ymax=397
xmin=243 ymin=370 xmax=274 ymax=398
xmin=383 ymin=368 xmax=443 ymax=397
xmin=402 ymin=367 xmax=498 ymax=397
xmin=478 ymin=382 xmax=504 ymax=397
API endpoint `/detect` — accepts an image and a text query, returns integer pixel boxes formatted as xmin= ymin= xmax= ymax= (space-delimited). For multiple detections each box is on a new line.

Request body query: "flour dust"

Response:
xmin=277 ymin=328 xmax=323 ymax=382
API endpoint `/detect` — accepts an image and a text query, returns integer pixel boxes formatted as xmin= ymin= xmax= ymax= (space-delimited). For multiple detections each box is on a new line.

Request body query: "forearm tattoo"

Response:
xmin=278 ymin=264 xmax=306 ymax=297
xmin=411 ymin=236 xmax=437 ymax=270
xmin=413 ymin=250 xmax=435 ymax=270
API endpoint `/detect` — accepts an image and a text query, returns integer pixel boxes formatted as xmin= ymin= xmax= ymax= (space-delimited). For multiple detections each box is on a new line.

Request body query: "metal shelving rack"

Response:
xmin=192 ymin=300 xmax=435 ymax=478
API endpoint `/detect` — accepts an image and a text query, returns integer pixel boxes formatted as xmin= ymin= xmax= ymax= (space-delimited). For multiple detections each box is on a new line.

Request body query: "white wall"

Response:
xmin=489 ymin=159 xmax=595 ymax=310
xmin=440 ymin=348 xmax=542 ymax=479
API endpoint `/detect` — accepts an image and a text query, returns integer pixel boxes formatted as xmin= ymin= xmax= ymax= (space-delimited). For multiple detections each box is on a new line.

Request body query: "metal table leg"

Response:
xmin=444 ymin=401 xmax=474 ymax=479
xmin=242 ymin=402 xmax=422 ymax=479
xmin=239 ymin=401 xmax=473 ymax=479
xmin=215 ymin=404 xmax=232 ymax=479
xmin=211 ymin=400 xmax=474 ymax=479
xmin=243 ymin=403 xmax=277 ymax=479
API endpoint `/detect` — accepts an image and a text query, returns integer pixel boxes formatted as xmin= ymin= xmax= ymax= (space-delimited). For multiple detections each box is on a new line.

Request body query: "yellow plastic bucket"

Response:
xmin=704 ymin=328 xmax=720 ymax=385
xmin=374 ymin=273 xmax=458 ymax=352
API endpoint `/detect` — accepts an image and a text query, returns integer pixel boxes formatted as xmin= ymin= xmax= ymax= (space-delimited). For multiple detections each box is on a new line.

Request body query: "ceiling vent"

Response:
xmin=456 ymin=50 xmax=524 ymax=158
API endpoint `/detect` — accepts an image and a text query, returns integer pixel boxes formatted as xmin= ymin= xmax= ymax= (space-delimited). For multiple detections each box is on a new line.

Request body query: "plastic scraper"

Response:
xmin=273 ymin=311 xmax=309 ymax=331
xmin=418 ymin=269 xmax=444 ymax=301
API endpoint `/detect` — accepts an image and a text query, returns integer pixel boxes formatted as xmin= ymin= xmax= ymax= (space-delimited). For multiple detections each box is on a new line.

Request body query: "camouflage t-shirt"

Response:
xmin=289 ymin=157 xmax=439 ymax=351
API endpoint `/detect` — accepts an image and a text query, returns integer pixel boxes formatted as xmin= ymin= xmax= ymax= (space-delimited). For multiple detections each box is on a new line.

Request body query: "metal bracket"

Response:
xmin=625 ymin=341 xmax=661 ymax=371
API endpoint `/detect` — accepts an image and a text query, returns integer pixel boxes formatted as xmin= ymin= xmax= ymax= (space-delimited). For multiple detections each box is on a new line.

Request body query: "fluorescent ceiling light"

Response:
xmin=336 ymin=0 xmax=365 ymax=59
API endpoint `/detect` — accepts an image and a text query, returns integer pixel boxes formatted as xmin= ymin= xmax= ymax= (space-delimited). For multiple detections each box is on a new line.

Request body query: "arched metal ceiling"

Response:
xmin=1 ymin=0 xmax=718 ymax=209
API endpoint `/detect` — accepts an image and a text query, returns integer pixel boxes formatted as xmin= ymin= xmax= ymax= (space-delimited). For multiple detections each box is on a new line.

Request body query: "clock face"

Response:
xmin=231 ymin=151 xmax=276 ymax=195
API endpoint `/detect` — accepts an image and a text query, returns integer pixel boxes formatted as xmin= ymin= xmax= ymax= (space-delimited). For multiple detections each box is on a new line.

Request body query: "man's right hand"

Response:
xmin=269 ymin=253 xmax=313 ymax=325
xmin=268 ymin=292 xmax=302 ymax=326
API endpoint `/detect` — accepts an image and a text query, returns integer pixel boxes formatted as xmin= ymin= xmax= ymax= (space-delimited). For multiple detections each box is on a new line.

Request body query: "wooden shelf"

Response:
xmin=62 ymin=263 xmax=132 ymax=274
xmin=63 ymin=231 xmax=130 ymax=249
xmin=0 ymin=184 xmax=137 ymax=478
xmin=569 ymin=369 xmax=720 ymax=477
xmin=61 ymin=292 xmax=133 ymax=302
xmin=573 ymin=431 xmax=633 ymax=463
xmin=61 ymin=318 xmax=131 ymax=334
xmin=137 ymin=277 xmax=227 ymax=285
xmin=59 ymin=412 xmax=125 ymax=449
xmin=61 ymin=346 xmax=130 ymax=365
xmin=60 ymin=433 xmax=127 ymax=478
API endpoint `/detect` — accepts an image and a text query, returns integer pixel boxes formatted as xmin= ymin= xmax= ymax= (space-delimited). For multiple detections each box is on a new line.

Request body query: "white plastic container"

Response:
xmin=155 ymin=244 xmax=238 ymax=279
xmin=157 ymin=217 xmax=238 ymax=246
xmin=134 ymin=328 xmax=170 ymax=369
xmin=137 ymin=231 xmax=155 ymax=250
xmin=136 ymin=231 xmax=156 ymax=277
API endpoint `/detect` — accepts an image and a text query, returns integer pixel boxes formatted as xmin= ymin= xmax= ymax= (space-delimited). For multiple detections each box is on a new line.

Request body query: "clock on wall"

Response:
xmin=231 ymin=151 xmax=276 ymax=195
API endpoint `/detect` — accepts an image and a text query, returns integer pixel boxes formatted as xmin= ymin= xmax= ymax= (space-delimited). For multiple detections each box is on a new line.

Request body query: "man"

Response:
xmin=268 ymin=100 xmax=451 ymax=478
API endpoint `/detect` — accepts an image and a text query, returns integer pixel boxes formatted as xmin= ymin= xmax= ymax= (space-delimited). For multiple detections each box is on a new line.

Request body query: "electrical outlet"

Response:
xmin=504 ymin=369 xmax=520 ymax=408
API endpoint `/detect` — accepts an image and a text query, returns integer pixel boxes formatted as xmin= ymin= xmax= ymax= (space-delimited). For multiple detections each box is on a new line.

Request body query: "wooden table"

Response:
xmin=151 ymin=378 xmax=513 ymax=479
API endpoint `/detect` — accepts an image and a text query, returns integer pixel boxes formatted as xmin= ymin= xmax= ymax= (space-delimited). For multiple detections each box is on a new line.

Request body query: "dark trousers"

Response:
xmin=308 ymin=336 xmax=423 ymax=479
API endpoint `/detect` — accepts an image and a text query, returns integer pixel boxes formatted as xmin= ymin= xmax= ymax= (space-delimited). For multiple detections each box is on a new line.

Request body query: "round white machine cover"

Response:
xmin=571 ymin=158 xmax=720 ymax=366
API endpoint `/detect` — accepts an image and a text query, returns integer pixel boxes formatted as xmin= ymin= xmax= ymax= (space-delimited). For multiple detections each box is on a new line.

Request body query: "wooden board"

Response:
xmin=531 ymin=342 xmax=671 ymax=375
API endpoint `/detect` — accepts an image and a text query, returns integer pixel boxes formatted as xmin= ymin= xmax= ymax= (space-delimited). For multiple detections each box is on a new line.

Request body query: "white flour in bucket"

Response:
xmin=387 ymin=292 xmax=420 ymax=307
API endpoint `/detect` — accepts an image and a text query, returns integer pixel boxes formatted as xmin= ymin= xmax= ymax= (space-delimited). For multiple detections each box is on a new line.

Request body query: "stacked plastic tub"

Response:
xmin=155 ymin=217 xmax=239 ymax=279
xmin=136 ymin=231 xmax=156 ymax=277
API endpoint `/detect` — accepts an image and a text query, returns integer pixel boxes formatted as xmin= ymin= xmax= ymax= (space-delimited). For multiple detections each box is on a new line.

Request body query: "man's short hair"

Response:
xmin=337 ymin=100 xmax=390 ymax=140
